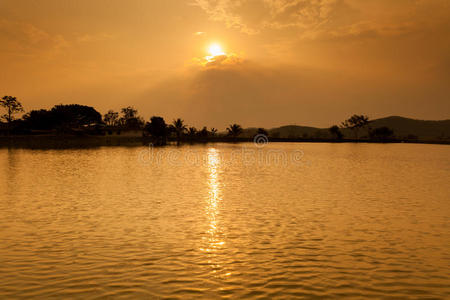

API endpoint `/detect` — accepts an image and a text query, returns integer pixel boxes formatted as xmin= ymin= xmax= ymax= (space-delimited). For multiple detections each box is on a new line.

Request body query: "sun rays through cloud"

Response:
xmin=190 ymin=41 xmax=243 ymax=67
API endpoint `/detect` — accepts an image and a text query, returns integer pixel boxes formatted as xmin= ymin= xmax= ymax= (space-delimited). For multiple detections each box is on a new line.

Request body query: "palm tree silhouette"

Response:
xmin=226 ymin=124 xmax=243 ymax=141
xmin=187 ymin=127 xmax=197 ymax=137
xmin=170 ymin=118 xmax=187 ymax=145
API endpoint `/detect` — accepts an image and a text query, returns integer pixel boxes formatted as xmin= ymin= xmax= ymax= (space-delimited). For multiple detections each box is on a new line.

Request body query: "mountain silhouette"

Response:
xmin=240 ymin=116 xmax=450 ymax=141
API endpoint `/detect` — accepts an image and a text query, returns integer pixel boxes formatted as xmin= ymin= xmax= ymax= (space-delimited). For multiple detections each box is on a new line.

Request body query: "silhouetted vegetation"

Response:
xmin=1 ymin=96 xmax=24 ymax=134
xmin=52 ymin=104 xmax=102 ymax=128
xmin=227 ymin=124 xmax=243 ymax=140
xmin=256 ymin=128 xmax=268 ymax=136
xmin=341 ymin=115 xmax=370 ymax=140
xmin=169 ymin=118 xmax=187 ymax=145
xmin=174 ymin=125 xmax=219 ymax=142
xmin=103 ymin=110 xmax=119 ymax=126
xmin=370 ymin=126 xmax=394 ymax=141
xmin=145 ymin=116 xmax=168 ymax=145
xmin=1 ymin=96 xmax=24 ymax=123
xmin=406 ymin=134 xmax=418 ymax=141
xmin=197 ymin=127 xmax=208 ymax=139
xmin=329 ymin=125 xmax=343 ymax=139
xmin=22 ymin=109 xmax=55 ymax=130
xmin=1 ymin=95 xmax=448 ymax=145
xmin=119 ymin=106 xmax=144 ymax=129
xmin=20 ymin=104 xmax=102 ymax=134
xmin=187 ymin=127 xmax=197 ymax=138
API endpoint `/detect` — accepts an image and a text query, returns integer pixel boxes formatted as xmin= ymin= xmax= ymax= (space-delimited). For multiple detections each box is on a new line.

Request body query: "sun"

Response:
xmin=202 ymin=42 xmax=231 ymax=65
xmin=208 ymin=43 xmax=225 ymax=57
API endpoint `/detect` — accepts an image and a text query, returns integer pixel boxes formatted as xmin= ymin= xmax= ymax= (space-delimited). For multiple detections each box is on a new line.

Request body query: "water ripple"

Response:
xmin=0 ymin=144 xmax=449 ymax=299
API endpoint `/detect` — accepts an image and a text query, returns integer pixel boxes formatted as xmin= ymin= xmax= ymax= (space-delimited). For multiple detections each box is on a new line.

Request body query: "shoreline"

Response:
xmin=0 ymin=135 xmax=449 ymax=149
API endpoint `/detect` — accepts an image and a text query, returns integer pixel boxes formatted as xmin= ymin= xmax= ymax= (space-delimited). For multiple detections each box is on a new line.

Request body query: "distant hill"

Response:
xmin=366 ymin=116 xmax=450 ymax=140
xmin=243 ymin=116 xmax=450 ymax=141
xmin=268 ymin=125 xmax=328 ymax=139
xmin=241 ymin=126 xmax=323 ymax=139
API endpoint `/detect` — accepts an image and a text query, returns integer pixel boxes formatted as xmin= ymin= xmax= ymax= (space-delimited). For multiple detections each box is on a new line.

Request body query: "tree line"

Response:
xmin=0 ymin=95 xmax=246 ymax=145
xmin=1 ymin=95 xmax=394 ymax=143
xmin=328 ymin=114 xmax=394 ymax=141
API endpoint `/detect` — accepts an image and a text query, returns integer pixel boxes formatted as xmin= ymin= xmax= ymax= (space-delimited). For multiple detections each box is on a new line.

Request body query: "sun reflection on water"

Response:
xmin=204 ymin=148 xmax=222 ymax=248
xmin=200 ymin=148 xmax=227 ymax=274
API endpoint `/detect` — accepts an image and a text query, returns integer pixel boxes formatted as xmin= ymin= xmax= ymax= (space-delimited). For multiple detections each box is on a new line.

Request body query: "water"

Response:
xmin=0 ymin=143 xmax=449 ymax=299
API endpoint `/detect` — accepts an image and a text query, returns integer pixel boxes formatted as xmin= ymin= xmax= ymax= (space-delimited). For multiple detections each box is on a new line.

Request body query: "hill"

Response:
xmin=240 ymin=126 xmax=324 ymax=139
xmin=268 ymin=125 xmax=328 ymax=139
xmin=247 ymin=116 xmax=450 ymax=141
xmin=367 ymin=116 xmax=450 ymax=140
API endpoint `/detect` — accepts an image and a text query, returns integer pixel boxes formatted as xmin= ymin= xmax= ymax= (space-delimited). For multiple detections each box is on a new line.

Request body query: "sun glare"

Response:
xmin=208 ymin=43 xmax=225 ymax=57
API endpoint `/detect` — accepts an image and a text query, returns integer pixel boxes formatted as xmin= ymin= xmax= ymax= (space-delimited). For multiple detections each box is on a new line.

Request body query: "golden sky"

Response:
xmin=0 ymin=0 xmax=449 ymax=128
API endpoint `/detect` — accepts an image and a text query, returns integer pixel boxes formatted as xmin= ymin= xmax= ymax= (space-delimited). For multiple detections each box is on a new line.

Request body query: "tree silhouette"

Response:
xmin=198 ymin=126 xmax=209 ymax=138
xmin=145 ymin=116 xmax=168 ymax=145
xmin=170 ymin=118 xmax=187 ymax=145
xmin=188 ymin=127 xmax=197 ymax=137
xmin=210 ymin=128 xmax=218 ymax=136
xmin=226 ymin=124 xmax=243 ymax=140
xmin=121 ymin=106 xmax=137 ymax=120
xmin=329 ymin=125 xmax=343 ymax=139
xmin=51 ymin=104 xmax=102 ymax=129
xmin=119 ymin=106 xmax=143 ymax=129
xmin=104 ymin=110 xmax=119 ymax=126
xmin=370 ymin=126 xmax=394 ymax=141
xmin=1 ymin=96 xmax=24 ymax=134
xmin=20 ymin=105 xmax=101 ymax=133
xmin=22 ymin=109 xmax=55 ymax=130
xmin=341 ymin=115 xmax=370 ymax=140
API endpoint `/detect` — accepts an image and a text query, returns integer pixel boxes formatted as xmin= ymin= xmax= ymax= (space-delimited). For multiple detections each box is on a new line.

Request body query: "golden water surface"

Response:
xmin=0 ymin=143 xmax=449 ymax=299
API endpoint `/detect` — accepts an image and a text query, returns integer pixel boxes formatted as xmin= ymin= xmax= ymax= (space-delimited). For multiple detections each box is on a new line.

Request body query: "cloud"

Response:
xmin=0 ymin=19 xmax=68 ymax=56
xmin=193 ymin=52 xmax=244 ymax=68
xmin=135 ymin=57 xmax=450 ymax=129
xmin=0 ymin=18 xmax=117 ymax=59
xmin=262 ymin=0 xmax=342 ymax=29
xmin=76 ymin=33 xmax=115 ymax=43
xmin=299 ymin=20 xmax=417 ymax=41
xmin=138 ymin=0 xmax=450 ymax=127
xmin=194 ymin=0 xmax=347 ymax=34
xmin=194 ymin=0 xmax=450 ymax=41
xmin=194 ymin=0 xmax=256 ymax=34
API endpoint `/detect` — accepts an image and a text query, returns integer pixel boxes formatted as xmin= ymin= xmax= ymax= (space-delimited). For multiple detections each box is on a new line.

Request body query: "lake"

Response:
xmin=0 ymin=143 xmax=449 ymax=299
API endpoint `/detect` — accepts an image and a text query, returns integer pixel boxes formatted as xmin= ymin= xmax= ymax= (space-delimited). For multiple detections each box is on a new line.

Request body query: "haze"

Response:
xmin=1 ymin=0 xmax=449 ymax=128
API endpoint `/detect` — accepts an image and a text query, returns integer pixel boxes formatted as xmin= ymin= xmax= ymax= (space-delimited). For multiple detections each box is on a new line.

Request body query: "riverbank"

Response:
xmin=0 ymin=135 xmax=149 ymax=149
xmin=0 ymin=135 xmax=449 ymax=149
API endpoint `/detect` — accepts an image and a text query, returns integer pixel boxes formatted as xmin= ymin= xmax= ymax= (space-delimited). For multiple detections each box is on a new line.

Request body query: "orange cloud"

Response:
xmin=135 ymin=57 xmax=450 ymax=129
xmin=192 ymin=52 xmax=244 ymax=68
xmin=0 ymin=19 xmax=68 ymax=56
xmin=194 ymin=0 xmax=450 ymax=42
xmin=194 ymin=0 xmax=345 ymax=34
